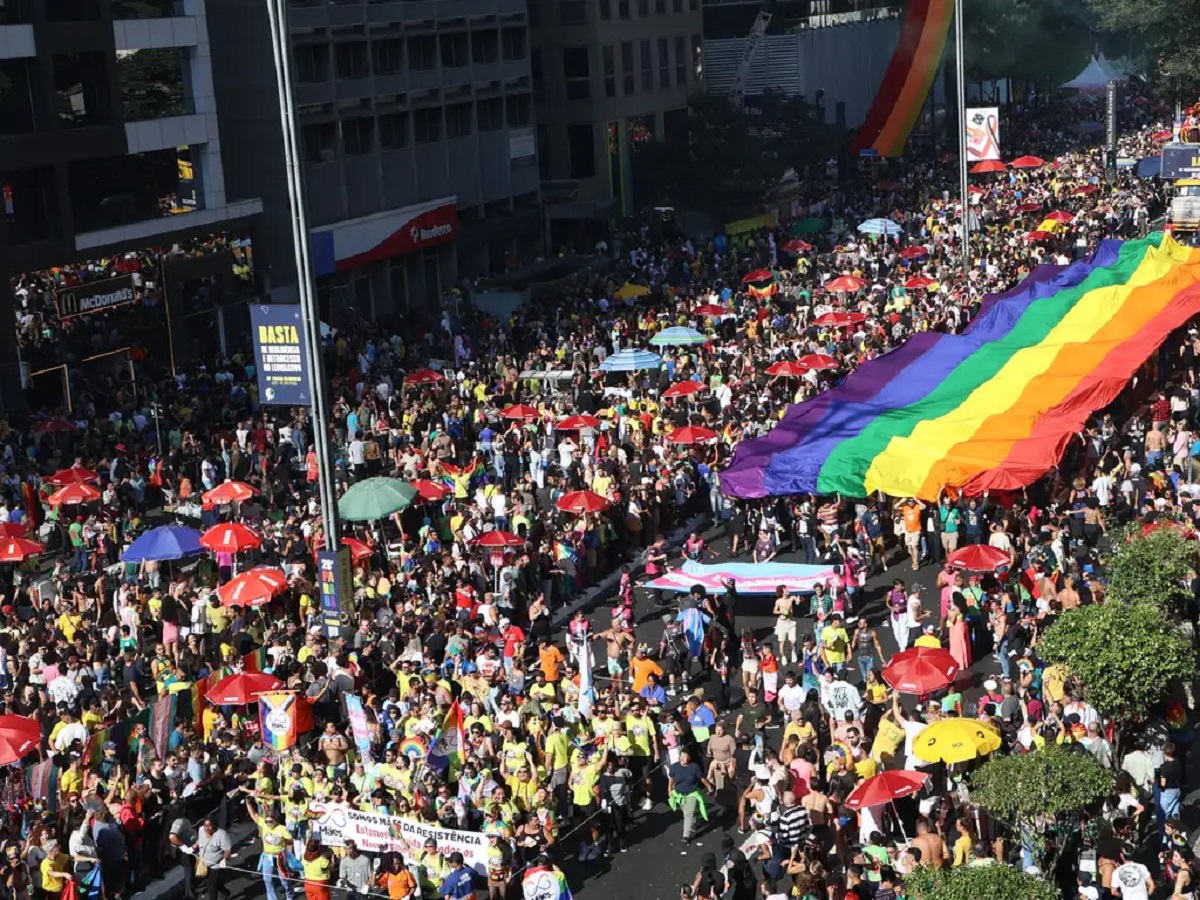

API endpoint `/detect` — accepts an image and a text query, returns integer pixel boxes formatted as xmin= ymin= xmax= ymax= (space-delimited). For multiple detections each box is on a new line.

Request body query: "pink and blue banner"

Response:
xmin=646 ymin=561 xmax=837 ymax=595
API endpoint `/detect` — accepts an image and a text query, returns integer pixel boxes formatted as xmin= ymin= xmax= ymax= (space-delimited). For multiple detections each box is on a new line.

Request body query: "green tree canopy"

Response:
xmin=970 ymin=744 xmax=1111 ymax=822
xmin=1087 ymin=0 xmax=1200 ymax=95
xmin=1036 ymin=600 xmax=1195 ymax=723
xmin=905 ymin=863 xmax=1061 ymax=900
xmin=963 ymin=0 xmax=1096 ymax=86
xmin=1105 ymin=526 xmax=1196 ymax=613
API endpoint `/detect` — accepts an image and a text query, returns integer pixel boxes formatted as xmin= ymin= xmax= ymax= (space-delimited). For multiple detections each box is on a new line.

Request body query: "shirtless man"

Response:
xmin=596 ymin=623 xmax=635 ymax=679
xmin=910 ymin=816 xmax=949 ymax=869
xmin=1058 ymin=575 xmax=1082 ymax=611
xmin=318 ymin=721 xmax=350 ymax=774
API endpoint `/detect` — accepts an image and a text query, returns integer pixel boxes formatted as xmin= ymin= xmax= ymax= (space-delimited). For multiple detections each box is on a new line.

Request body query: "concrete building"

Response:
xmin=0 ymin=0 xmax=263 ymax=411
xmin=530 ymin=0 xmax=704 ymax=244
xmin=207 ymin=0 xmax=542 ymax=330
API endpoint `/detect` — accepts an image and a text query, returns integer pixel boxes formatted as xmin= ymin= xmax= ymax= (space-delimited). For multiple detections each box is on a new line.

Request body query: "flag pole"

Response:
xmin=955 ymin=0 xmax=970 ymax=285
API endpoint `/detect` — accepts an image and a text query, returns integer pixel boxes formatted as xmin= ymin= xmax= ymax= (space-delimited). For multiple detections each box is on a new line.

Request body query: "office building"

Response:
xmin=0 ymin=0 xmax=264 ymax=411
xmin=207 ymin=0 xmax=542 ymax=327
xmin=530 ymin=0 xmax=703 ymax=242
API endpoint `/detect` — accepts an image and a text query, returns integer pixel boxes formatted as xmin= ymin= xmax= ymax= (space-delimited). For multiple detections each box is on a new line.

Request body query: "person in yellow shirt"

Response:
xmin=819 ymin=614 xmax=850 ymax=668
xmin=58 ymin=758 xmax=83 ymax=800
xmin=247 ymin=798 xmax=296 ymax=900
xmin=40 ymin=841 xmax=71 ymax=899
xmin=913 ymin=625 xmax=942 ymax=650
xmin=301 ymin=839 xmax=332 ymax=900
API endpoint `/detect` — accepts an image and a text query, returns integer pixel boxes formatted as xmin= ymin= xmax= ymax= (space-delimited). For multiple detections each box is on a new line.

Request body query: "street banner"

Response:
xmin=250 ymin=304 xmax=311 ymax=406
xmin=344 ymin=694 xmax=374 ymax=765
xmin=965 ymin=107 xmax=1001 ymax=161
xmin=645 ymin=561 xmax=837 ymax=595
xmin=310 ymin=806 xmax=487 ymax=873
xmin=316 ymin=548 xmax=352 ymax=638
xmin=56 ymin=276 xmax=136 ymax=319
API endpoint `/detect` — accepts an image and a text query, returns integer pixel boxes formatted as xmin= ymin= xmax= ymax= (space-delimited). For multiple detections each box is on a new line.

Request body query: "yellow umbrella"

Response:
xmin=912 ymin=717 xmax=1002 ymax=764
xmin=615 ymin=282 xmax=651 ymax=300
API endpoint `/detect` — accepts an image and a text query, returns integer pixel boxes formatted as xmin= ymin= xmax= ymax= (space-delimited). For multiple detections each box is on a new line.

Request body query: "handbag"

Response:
xmin=194 ymin=857 xmax=209 ymax=879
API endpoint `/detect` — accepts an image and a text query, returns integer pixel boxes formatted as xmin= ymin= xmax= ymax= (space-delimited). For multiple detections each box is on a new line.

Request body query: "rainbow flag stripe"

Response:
xmin=722 ymin=234 xmax=1200 ymax=500
xmin=852 ymin=0 xmax=955 ymax=157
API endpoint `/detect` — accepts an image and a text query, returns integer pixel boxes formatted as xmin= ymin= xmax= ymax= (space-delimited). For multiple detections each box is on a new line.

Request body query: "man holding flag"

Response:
xmin=427 ymin=700 xmax=465 ymax=778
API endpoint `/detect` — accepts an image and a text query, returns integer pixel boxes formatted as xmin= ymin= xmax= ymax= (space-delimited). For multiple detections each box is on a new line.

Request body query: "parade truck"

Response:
xmin=1162 ymin=144 xmax=1200 ymax=235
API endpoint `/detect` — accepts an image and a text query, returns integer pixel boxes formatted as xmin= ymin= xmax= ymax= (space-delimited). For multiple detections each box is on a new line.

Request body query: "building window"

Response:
xmin=562 ymin=47 xmax=590 ymax=101
xmin=620 ymin=42 xmax=634 ymax=95
xmin=501 ymin=28 xmax=526 ymax=61
xmin=0 ymin=61 xmax=37 ymax=136
xmin=68 ymin=149 xmax=201 ymax=231
xmin=295 ymin=43 xmax=330 ymax=82
xmin=334 ymin=42 xmax=368 ymax=79
xmin=446 ymin=103 xmax=473 ymax=138
xmin=440 ymin=34 xmax=468 ymax=69
xmin=53 ymin=54 xmax=111 ymax=127
xmin=408 ymin=36 xmax=437 ymax=71
xmin=658 ymin=38 xmax=669 ymax=89
xmin=618 ymin=0 xmax=630 ymax=18
xmin=673 ymin=0 xmax=681 ymax=10
xmin=536 ymin=124 xmax=550 ymax=179
xmin=471 ymin=30 xmax=499 ymax=65
xmin=637 ymin=0 xmax=648 ymax=15
xmin=567 ymin=124 xmax=595 ymax=180
xmin=379 ymin=112 xmax=408 ymax=149
xmin=689 ymin=0 xmax=698 ymax=8
xmin=117 ymin=48 xmax=191 ymax=121
xmin=601 ymin=45 xmax=616 ymax=98
xmin=675 ymin=36 xmax=686 ymax=85
xmin=506 ymin=93 xmax=532 ymax=126
xmin=0 ymin=167 xmax=60 ymax=245
xmin=414 ymin=108 xmax=441 ymax=143
xmin=640 ymin=41 xmax=652 ymax=92
xmin=477 ymin=98 xmax=503 ymax=131
xmin=599 ymin=0 xmax=611 ymax=18
xmin=372 ymin=39 xmax=403 ymax=76
xmin=655 ymin=0 xmax=665 ymax=11
xmin=692 ymin=34 xmax=703 ymax=80
xmin=341 ymin=117 xmax=374 ymax=156
xmin=302 ymin=122 xmax=337 ymax=163
xmin=111 ymin=0 xmax=184 ymax=17
xmin=559 ymin=0 xmax=585 ymax=24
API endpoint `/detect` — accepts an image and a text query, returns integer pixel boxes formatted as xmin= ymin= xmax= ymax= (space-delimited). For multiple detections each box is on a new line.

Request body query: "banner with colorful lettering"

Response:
xmin=310 ymin=806 xmax=487 ymax=873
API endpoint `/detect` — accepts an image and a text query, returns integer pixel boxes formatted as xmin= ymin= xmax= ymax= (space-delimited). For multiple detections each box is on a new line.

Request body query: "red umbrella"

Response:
xmin=556 ymin=415 xmax=602 ymax=430
xmin=898 ymin=247 xmax=928 ymax=260
xmin=693 ymin=304 xmax=727 ymax=316
xmin=970 ymin=160 xmax=1007 ymax=174
xmin=0 ymin=539 xmax=43 ymax=563
xmin=342 ymin=537 xmax=375 ymax=562
xmin=1140 ymin=520 xmax=1198 ymax=540
xmin=766 ymin=360 xmax=810 ymax=377
xmin=200 ymin=523 xmax=263 ymax=554
xmin=882 ymin=646 xmax=960 ymax=695
xmin=1024 ymin=230 xmax=1055 ymax=243
xmin=813 ymin=312 xmax=867 ymax=328
xmin=844 ymin=770 xmax=930 ymax=810
xmin=1044 ymin=210 xmax=1074 ymax=224
xmin=663 ymin=381 xmax=706 ymax=399
xmin=410 ymin=479 xmax=450 ymax=501
xmin=207 ymin=672 xmax=283 ymax=706
xmin=475 ymin=530 xmax=525 ymax=548
xmin=218 ymin=568 xmax=288 ymax=607
xmin=403 ymin=369 xmax=445 ymax=386
xmin=0 ymin=524 xmax=28 ymax=540
xmin=46 ymin=467 xmax=100 ymax=486
xmin=875 ymin=179 xmax=900 ymax=190
xmin=48 ymin=484 xmax=100 ymax=506
xmin=202 ymin=481 xmax=257 ymax=506
xmin=1016 ymin=201 xmax=1043 ymax=213
xmin=826 ymin=275 xmax=866 ymax=293
xmin=904 ymin=276 xmax=935 ymax=290
xmin=946 ymin=544 xmax=1011 ymax=571
xmin=34 ymin=418 xmax=76 ymax=435
xmin=1153 ymin=130 xmax=1173 ymax=141
xmin=782 ymin=239 xmax=812 ymax=252
xmin=798 ymin=353 xmax=838 ymax=370
xmin=1073 ymin=184 xmax=1100 ymax=195
xmin=741 ymin=268 xmax=774 ymax=284
xmin=555 ymin=491 xmax=611 ymax=514
xmin=501 ymin=404 xmax=541 ymax=421
xmin=667 ymin=426 xmax=718 ymax=445
xmin=0 ymin=715 xmax=41 ymax=766
xmin=967 ymin=184 xmax=986 ymax=196
xmin=1010 ymin=155 xmax=1045 ymax=169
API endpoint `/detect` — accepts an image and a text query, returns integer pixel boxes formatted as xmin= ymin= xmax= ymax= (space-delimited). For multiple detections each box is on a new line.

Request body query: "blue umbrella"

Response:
xmin=599 ymin=349 xmax=664 ymax=372
xmin=1136 ymin=155 xmax=1163 ymax=178
xmin=649 ymin=327 xmax=708 ymax=347
xmin=120 ymin=525 xmax=203 ymax=563
xmin=857 ymin=218 xmax=902 ymax=237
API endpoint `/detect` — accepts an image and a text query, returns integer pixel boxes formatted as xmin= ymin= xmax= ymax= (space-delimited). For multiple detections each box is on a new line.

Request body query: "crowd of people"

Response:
xmin=0 ymin=80 xmax=1191 ymax=900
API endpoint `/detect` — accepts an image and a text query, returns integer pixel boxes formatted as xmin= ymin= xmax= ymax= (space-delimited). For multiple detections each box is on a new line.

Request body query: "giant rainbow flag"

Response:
xmin=722 ymin=233 xmax=1200 ymax=501
xmin=851 ymin=0 xmax=955 ymax=157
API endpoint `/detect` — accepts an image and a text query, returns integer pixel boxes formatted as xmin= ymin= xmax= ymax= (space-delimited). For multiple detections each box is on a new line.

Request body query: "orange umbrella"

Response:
xmin=798 ymin=354 xmax=838 ymax=370
xmin=202 ymin=481 xmax=257 ymax=506
xmin=207 ymin=672 xmax=283 ymax=705
xmin=0 ymin=524 xmax=28 ymax=540
xmin=555 ymin=491 xmax=611 ymax=514
xmin=813 ymin=312 xmax=867 ymax=328
xmin=1073 ymin=184 xmax=1099 ymax=195
xmin=0 ymin=539 xmax=43 ymax=563
xmin=693 ymin=304 xmax=726 ymax=316
xmin=970 ymin=160 xmax=1006 ymax=174
xmin=200 ymin=523 xmax=263 ymax=554
xmin=741 ymin=268 xmax=774 ymax=284
xmin=766 ymin=360 xmax=809 ymax=377
xmin=1024 ymin=230 xmax=1054 ymax=243
xmin=218 ymin=568 xmax=288 ymax=607
xmin=1010 ymin=155 xmax=1045 ymax=168
xmin=46 ymin=467 xmax=100 ymax=486
xmin=898 ymin=247 xmax=928 ymax=259
xmin=826 ymin=275 xmax=866 ymax=293
xmin=403 ymin=369 xmax=445 ymax=386
xmin=48 ymin=483 xmax=100 ymax=506
xmin=904 ymin=276 xmax=935 ymax=289
xmin=501 ymin=404 xmax=541 ymax=421
xmin=410 ymin=479 xmax=450 ymax=501
xmin=667 ymin=426 xmax=718 ymax=445
xmin=1044 ymin=210 xmax=1074 ymax=223
xmin=663 ymin=381 xmax=707 ymax=398
xmin=782 ymin=239 xmax=812 ymax=252
xmin=556 ymin=415 xmax=602 ymax=430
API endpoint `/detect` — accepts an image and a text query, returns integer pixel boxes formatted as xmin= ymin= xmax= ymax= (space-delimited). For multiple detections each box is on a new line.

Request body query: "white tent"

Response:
xmin=1063 ymin=56 xmax=1123 ymax=91
xmin=1095 ymin=53 xmax=1126 ymax=81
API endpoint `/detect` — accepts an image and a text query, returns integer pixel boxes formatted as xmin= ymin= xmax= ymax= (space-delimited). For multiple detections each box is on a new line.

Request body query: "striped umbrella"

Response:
xmin=649 ymin=327 xmax=708 ymax=347
xmin=599 ymin=349 xmax=663 ymax=372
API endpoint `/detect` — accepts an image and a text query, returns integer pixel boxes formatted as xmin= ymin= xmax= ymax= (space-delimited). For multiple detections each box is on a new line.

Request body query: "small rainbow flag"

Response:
xmin=426 ymin=700 xmax=464 ymax=777
xmin=521 ymin=864 xmax=572 ymax=900
xmin=259 ymin=691 xmax=298 ymax=751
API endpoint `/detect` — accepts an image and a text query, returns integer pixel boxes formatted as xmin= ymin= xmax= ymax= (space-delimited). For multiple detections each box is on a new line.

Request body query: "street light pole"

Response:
xmin=955 ymin=0 xmax=970 ymax=284
xmin=265 ymin=0 xmax=341 ymax=550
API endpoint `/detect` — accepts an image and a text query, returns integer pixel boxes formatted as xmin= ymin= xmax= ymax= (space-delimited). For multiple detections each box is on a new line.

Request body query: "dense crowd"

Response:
xmin=0 ymin=85 xmax=1189 ymax=900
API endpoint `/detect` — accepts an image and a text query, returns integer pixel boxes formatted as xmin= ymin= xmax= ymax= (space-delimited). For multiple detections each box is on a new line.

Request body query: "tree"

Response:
xmin=905 ymin=864 xmax=1061 ymax=900
xmin=963 ymin=0 xmax=1096 ymax=87
xmin=1037 ymin=600 xmax=1195 ymax=731
xmin=1086 ymin=0 xmax=1200 ymax=95
xmin=1105 ymin=526 xmax=1196 ymax=613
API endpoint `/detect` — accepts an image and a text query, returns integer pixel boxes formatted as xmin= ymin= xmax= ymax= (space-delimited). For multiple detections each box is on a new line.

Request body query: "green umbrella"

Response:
xmin=337 ymin=478 xmax=418 ymax=521
xmin=791 ymin=217 xmax=830 ymax=236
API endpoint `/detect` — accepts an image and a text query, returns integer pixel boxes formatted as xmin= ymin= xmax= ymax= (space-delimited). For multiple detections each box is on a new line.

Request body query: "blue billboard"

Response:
xmin=1161 ymin=145 xmax=1200 ymax=180
xmin=250 ymin=304 xmax=312 ymax=406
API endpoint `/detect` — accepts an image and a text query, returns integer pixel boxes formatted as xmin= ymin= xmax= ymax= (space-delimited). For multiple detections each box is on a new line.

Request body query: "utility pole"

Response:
xmin=954 ymin=0 xmax=970 ymax=284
